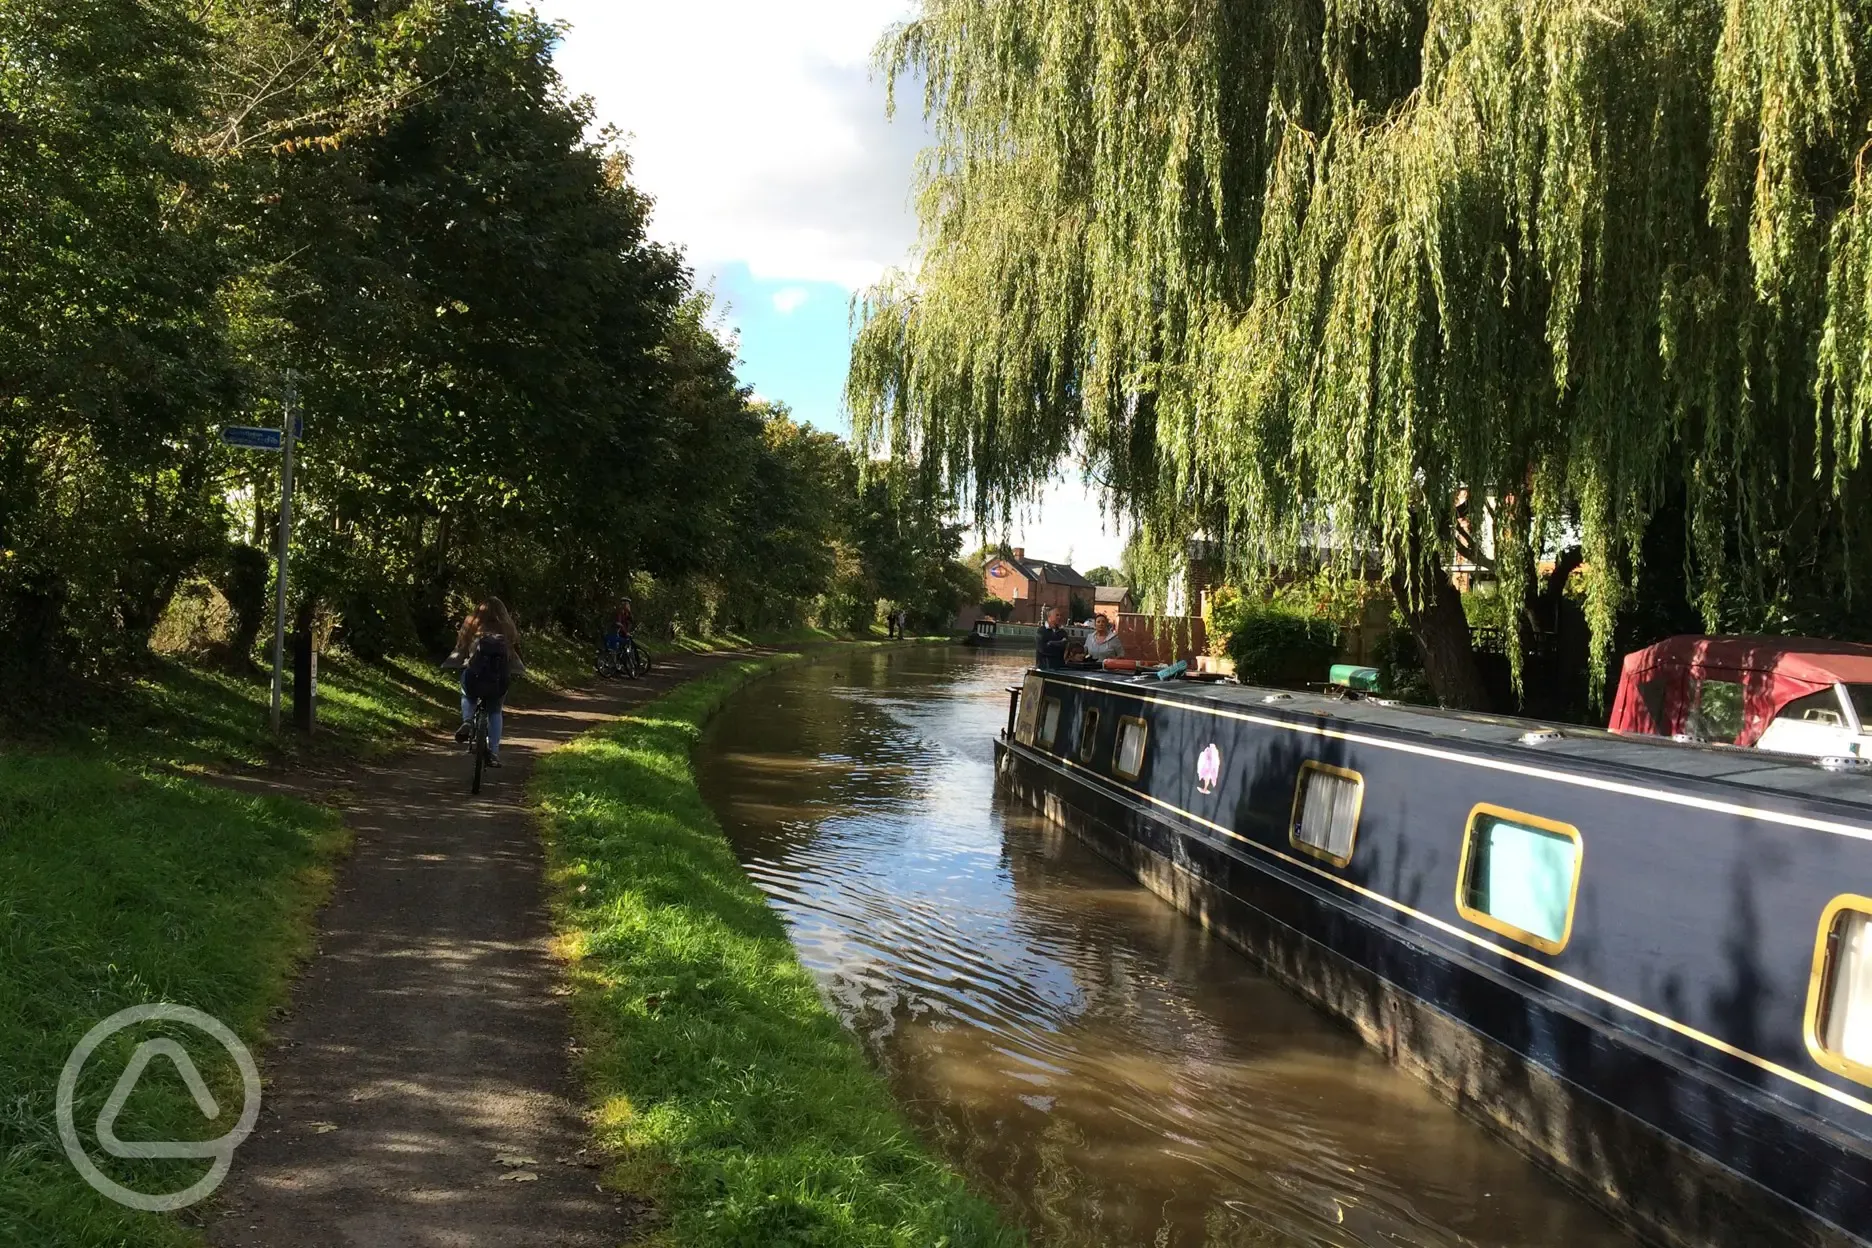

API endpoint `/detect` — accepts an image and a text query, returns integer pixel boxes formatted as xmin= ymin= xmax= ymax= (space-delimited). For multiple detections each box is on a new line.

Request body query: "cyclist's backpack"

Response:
xmin=463 ymin=633 xmax=511 ymax=703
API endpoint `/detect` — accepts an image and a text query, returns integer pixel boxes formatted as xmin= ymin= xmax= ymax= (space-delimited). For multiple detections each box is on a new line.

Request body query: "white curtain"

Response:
xmin=1297 ymin=772 xmax=1359 ymax=859
xmin=1825 ymin=911 xmax=1872 ymax=1066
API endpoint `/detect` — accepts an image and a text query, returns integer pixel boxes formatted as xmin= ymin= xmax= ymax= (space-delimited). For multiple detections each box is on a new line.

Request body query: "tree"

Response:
xmin=1083 ymin=566 xmax=1122 ymax=588
xmin=849 ymin=0 xmax=1872 ymax=709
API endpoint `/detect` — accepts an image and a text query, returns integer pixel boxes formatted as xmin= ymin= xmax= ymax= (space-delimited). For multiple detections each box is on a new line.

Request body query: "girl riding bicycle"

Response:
xmin=442 ymin=597 xmax=526 ymax=766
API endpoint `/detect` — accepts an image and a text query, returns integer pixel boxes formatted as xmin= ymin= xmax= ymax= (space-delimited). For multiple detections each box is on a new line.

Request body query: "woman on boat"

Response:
xmin=1082 ymin=614 xmax=1124 ymax=662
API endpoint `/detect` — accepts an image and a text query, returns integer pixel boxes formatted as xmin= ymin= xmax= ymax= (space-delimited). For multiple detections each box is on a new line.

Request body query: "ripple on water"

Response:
xmin=697 ymin=648 xmax=1639 ymax=1248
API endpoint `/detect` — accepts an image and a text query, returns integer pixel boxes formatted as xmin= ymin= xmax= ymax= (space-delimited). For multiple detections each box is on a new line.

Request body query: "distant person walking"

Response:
xmin=887 ymin=610 xmax=898 ymax=639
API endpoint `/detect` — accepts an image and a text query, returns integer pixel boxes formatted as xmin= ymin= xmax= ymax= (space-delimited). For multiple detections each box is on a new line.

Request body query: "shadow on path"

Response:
xmin=206 ymin=651 xmax=750 ymax=1248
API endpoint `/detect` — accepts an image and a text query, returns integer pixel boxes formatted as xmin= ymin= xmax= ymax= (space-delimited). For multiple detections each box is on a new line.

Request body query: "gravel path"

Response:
xmin=206 ymin=650 xmax=739 ymax=1248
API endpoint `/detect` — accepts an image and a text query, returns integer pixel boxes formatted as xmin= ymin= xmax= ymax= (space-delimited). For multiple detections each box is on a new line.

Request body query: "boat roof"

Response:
xmin=1621 ymin=634 xmax=1872 ymax=686
xmin=1041 ymin=668 xmax=1872 ymax=815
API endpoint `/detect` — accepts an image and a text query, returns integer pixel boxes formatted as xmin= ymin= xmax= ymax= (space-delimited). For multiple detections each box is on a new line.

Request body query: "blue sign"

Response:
xmin=221 ymin=426 xmax=283 ymax=451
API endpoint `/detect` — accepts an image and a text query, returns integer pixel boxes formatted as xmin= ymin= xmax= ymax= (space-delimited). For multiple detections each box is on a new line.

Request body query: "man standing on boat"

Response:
xmin=1036 ymin=605 xmax=1070 ymax=670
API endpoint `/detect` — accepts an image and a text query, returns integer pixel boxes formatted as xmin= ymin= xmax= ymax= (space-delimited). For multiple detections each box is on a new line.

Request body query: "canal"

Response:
xmin=697 ymin=646 xmax=1637 ymax=1247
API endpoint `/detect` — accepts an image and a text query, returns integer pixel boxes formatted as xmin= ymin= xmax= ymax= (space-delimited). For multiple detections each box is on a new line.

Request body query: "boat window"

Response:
xmin=1688 ymin=679 xmax=1745 ymax=743
xmin=1777 ymin=690 xmax=1848 ymax=727
xmin=1078 ymin=707 xmax=1101 ymax=764
xmin=1807 ymin=896 xmax=1872 ymax=1085
xmin=1845 ymin=685 xmax=1872 ymax=727
xmin=1113 ymin=716 xmax=1148 ymax=780
xmin=1289 ymin=763 xmax=1362 ymax=867
xmin=1038 ymin=698 xmax=1063 ymax=748
xmin=1456 ymin=806 xmax=1582 ymax=954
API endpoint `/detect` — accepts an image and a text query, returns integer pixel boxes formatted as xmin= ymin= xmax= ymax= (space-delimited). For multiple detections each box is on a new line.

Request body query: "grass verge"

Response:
xmin=533 ymin=657 xmax=1022 ymax=1247
xmin=0 ymin=752 xmax=348 ymax=1246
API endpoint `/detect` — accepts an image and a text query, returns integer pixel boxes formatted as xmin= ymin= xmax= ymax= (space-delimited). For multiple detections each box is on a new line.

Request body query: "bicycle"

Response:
xmin=465 ymin=698 xmax=494 ymax=794
xmin=598 ymin=634 xmax=651 ymax=680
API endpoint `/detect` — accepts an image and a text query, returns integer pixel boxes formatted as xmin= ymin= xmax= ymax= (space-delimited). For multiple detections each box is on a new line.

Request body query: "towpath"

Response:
xmin=206 ymin=649 xmax=744 ymax=1248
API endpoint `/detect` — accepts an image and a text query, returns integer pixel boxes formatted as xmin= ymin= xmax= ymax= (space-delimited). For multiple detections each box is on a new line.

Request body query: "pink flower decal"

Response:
xmin=1196 ymin=743 xmax=1222 ymax=794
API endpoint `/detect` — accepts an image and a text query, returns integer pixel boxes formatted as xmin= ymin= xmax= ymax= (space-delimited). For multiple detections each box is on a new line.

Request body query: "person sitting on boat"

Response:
xmin=1082 ymin=614 xmax=1124 ymax=662
xmin=1035 ymin=605 xmax=1070 ymax=669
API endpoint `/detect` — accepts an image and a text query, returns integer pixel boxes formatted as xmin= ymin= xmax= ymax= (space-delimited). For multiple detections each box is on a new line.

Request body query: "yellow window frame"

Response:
xmin=1113 ymin=715 xmax=1149 ymax=780
xmin=1286 ymin=761 xmax=1364 ymax=868
xmin=1454 ymin=804 xmax=1584 ymax=955
xmin=1078 ymin=707 xmax=1101 ymax=764
xmin=1037 ymin=697 xmax=1063 ymax=749
xmin=1804 ymin=894 xmax=1872 ymax=1088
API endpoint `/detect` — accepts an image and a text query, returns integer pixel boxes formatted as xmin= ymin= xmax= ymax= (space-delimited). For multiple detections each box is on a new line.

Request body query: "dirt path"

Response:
xmin=207 ymin=650 xmax=742 ymax=1248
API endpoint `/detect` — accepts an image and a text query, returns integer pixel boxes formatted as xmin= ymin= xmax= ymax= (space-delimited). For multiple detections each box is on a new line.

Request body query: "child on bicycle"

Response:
xmin=443 ymin=597 xmax=526 ymax=766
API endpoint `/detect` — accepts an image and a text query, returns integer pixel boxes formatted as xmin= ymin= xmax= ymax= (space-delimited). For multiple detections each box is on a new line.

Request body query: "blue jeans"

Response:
xmin=461 ymin=676 xmax=503 ymax=755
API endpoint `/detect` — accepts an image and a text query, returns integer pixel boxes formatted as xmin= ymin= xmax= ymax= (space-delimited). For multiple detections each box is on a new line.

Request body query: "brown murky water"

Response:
xmin=697 ymin=647 xmax=1637 ymax=1248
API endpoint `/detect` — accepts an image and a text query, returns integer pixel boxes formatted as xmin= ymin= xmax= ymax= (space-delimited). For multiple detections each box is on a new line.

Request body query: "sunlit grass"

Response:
xmin=534 ymin=659 xmax=1023 ymax=1247
xmin=0 ymin=751 xmax=347 ymax=1246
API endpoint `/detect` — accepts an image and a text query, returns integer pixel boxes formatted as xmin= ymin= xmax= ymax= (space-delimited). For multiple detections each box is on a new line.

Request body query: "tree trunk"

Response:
xmin=1390 ymin=552 xmax=1494 ymax=712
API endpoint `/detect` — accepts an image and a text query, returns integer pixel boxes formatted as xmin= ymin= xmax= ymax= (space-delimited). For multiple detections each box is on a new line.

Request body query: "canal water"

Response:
xmin=696 ymin=647 xmax=1636 ymax=1248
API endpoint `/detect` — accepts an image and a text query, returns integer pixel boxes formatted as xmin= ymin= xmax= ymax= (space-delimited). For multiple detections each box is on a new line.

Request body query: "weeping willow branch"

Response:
xmin=848 ymin=0 xmax=1872 ymax=696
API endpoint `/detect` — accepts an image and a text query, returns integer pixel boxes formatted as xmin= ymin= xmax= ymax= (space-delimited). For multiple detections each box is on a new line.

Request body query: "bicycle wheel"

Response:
xmin=631 ymin=645 xmax=650 ymax=679
xmin=471 ymin=711 xmax=487 ymax=794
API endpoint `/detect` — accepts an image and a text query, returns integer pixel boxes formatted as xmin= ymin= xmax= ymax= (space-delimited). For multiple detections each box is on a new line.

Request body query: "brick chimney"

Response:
xmin=1011 ymin=547 xmax=1024 ymax=560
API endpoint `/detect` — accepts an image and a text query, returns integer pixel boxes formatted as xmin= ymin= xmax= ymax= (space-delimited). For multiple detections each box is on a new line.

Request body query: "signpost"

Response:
xmin=220 ymin=376 xmax=301 ymax=734
xmin=269 ymin=377 xmax=299 ymax=734
xmin=220 ymin=425 xmax=284 ymax=452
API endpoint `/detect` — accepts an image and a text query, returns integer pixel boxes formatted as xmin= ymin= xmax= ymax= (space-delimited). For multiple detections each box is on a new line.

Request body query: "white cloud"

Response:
xmin=529 ymin=0 xmax=926 ymax=289
xmin=772 ymin=286 xmax=811 ymax=315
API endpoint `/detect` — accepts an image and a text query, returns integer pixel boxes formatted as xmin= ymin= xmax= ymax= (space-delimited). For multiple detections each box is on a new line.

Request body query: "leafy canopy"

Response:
xmin=848 ymin=0 xmax=1872 ymax=678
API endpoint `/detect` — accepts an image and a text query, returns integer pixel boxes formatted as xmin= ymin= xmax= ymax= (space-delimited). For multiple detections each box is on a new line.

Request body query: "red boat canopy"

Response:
xmin=1608 ymin=635 xmax=1872 ymax=746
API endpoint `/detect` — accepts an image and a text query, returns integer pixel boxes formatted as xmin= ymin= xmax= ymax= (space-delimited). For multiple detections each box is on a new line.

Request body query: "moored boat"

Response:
xmin=994 ymin=668 xmax=1872 ymax=1247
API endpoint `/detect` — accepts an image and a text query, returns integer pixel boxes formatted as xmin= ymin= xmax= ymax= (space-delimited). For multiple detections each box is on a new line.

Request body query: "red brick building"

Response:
xmin=982 ymin=549 xmax=1095 ymax=624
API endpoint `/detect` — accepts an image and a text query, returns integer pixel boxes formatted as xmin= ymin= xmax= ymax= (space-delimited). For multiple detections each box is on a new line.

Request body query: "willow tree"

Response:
xmin=847 ymin=0 xmax=1872 ymax=708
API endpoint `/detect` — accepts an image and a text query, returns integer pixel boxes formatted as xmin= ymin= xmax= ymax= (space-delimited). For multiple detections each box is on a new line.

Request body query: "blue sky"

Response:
xmin=711 ymin=265 xmax=854 ymax=429
xmin=529 ymin=1 xmax=1128 ymax=571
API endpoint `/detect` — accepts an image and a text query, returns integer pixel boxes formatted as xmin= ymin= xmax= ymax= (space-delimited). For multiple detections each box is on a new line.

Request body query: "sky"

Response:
xmin=528 ymin=0 xmax=1129 ymax=573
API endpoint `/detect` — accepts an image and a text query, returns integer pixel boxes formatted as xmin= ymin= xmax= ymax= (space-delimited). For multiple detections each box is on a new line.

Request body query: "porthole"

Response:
xmin=1455 ymin=805 xmax=1583 ymax=954
xmin=1078 ymin=707 xmax=1101 ymax=764
xmin=1113 ymin=715 xmax=1149 ymax=780
xmin=1038 ymin=697 xmax=1063 ymax=749
xmin=1289 ymin=763 xmax=1363 ymax=867
xmin=1805 ymin=895 xmax=1872 ymax=1087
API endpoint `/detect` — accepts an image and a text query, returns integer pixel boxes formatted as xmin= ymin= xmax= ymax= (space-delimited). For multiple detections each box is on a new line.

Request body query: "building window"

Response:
xmin=1039 ymin=698 xmax=1062 ymax=748
xmin=1807 ymin=896 xmax=1872 ymax=1086
xmin=1289 ymin=763 xmax=1363 ymax=867
xmin=1078 ymin=707 xmax=1101 ymax=764
xmin=1114 ymin=716 xmax=1149 ymax=779
xmin=1456 ymin=806 xmax=1583 ymax=954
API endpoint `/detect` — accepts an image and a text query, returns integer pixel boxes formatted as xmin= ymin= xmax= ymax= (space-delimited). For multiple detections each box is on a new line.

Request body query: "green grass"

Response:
xmin=533 ymin=659 xmax=1023 ymax=1248
xmin=0 ymin=641 xmax=469 ymax=1244
xmin=3 ymin=628 xmax=607 ymax=775
xmin=0 ymin=751 xmax=348 ymax=1247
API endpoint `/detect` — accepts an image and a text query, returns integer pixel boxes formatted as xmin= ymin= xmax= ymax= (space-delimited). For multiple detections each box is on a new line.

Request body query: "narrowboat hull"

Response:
xmin=994 ymin=670 xmax=1872 ymax=1248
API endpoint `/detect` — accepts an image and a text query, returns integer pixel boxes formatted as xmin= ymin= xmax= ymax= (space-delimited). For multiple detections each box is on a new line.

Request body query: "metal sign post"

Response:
xmin=269 ymin=375 xmax=299 ymax=734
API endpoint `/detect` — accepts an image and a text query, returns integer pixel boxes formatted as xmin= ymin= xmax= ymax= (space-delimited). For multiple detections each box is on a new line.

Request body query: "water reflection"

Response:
xmin=697 ymin=648 xmax=1635 ymax=1247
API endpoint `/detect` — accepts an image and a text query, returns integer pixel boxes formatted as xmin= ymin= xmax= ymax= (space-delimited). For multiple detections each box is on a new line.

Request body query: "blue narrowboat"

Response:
xmin=994 ymin=669 xmax=1872 ymax=1247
